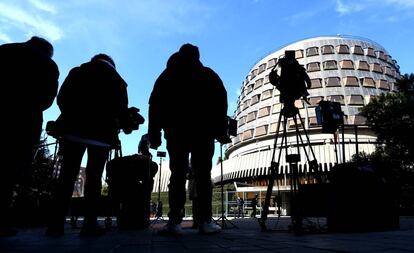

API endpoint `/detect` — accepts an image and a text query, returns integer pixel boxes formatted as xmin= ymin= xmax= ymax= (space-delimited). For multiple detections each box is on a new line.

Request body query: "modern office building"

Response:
xmin=211 ymin=36 xmax=400 ymax=207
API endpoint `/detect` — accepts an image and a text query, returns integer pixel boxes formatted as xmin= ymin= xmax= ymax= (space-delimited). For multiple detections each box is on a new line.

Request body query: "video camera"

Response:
xmin=269 ymin=50 xmax=311 ymax=115
xmin=217 ymin=116 xmax=238 ymax=144
xmin=122 ymin=107 xmax=145 ymax=134
xmin=315 ymin=101 xmax=344 ymax=134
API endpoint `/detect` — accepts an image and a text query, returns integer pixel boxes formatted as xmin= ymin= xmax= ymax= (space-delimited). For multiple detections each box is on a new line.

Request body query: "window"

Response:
xmin=272 ymin=103 xmax=282 ymax=114
xmin=264 ymin=75 xmax=270 ymax=84
xmin=343 ymin=76 xmax=359 ymax=87
xmin=255 ymin=78 xmax=264 ymax=89
xmin=251 ymin=94 xmax=261 ymax=105
xmin=310 ymin=78 xmax=322 ymax=88
xmin=357 ymin=60 xmax=370 ymax=71
xmin=269 ymin=122 xmax=282 ymax=133
xmin=308 ymin=96 xmax=323 ymax=107
xmin=382 ymin=66 xmax=393 ymax=76
xmin=352 ymin=45 xmax=364 ymax=55
xmin=361 ymin=77 xmax=375 ymax=88
xmin=246 ymin=83 xmax=255 ymax=94
xmin=365 ymin=47 xmax=376 ymax=57
xmin=340 ymin=60 xmax=354 ymax=69
xmin=288 ymin=118 xmax=302 ymax=129
xmin=294 ymin=100 xmax=303 ymax=109
xmin=376 ymin=79 xmax=390 ymax=90
xmin=321 ymin=45 xmax=334 ymax=54
xmin=306 ymin=47 xmax=319 ymax=57
xmin=261 ymin=89 xmax=273 ymax=100
xmin=258 ymin=106 xmax=271 ymax=118
xmin=255 ymin=125 xmax=268 ymax=137
xmin=336 ymin=44 xmax=349 ymax=54
xmin=370 ymin=63 xmax=383 ymax=73
xmin=325 ymin=77 xmax=341 ymax=87
xmin=246 ymin=111 xmax=257 ymax=122
xmin=327 ymin=95 xmax=344 ymax=104
xmin=323 ymin=60 xmax=338 ymax=70
xmin=267 ymin=58 xmax=277 ymax=69
xmin=376 ymin=51 xmax=386 ymax=61
xmin=307 ymin=62 xmax=320 ymax=72
xmin=251 ymin=69 xmax=258 ymax=80
xmin=308 ymin=117 xmax=318 ymax=127
xmin=295 ymin=49 xmax=304 ymax=59
xmin=346 ymin=95 xmax=364 ymax=105
xmin=242 ymin=99 xmax=250 ymax=110
xmin=242 ymin=129 xmax=254 ymax=140
xmin=238 ymin=116 xmax=246 ymax=126
xmin=258 ymin=63 xmax=267 ymax=74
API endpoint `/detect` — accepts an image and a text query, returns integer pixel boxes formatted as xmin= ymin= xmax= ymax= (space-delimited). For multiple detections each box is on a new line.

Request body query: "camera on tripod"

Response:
xmin=315 ymin=101 xmax=344 ymax=134
xmin=269 ymin=50 xmax=311 ymax=116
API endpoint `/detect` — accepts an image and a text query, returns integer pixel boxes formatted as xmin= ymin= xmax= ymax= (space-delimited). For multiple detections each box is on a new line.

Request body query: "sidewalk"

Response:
xmin=1 ymin=216 xmax=414 ymax=252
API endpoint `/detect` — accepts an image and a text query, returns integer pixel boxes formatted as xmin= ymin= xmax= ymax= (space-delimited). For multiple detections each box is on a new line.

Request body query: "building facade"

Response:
xmin=212 ymin=36 xmax=400 ymax=193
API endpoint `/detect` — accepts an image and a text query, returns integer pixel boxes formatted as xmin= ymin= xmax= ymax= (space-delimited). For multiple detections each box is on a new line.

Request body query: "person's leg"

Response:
xmin=166 ymin=140 xmax=188 ymax=225
xmin=47 ymin=141 xmax=85 ymax=235
xmin=191 ymin=139 xmax=214 ymax=224
xmin=0 ymin=117 xmax=41 ymax=235
xmin=81 ymin=145 xmax=108 ymax=232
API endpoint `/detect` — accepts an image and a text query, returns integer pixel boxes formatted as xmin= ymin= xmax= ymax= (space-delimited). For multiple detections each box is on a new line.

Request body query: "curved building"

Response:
xmin=212 ymin=35 xmax=400 ymax=191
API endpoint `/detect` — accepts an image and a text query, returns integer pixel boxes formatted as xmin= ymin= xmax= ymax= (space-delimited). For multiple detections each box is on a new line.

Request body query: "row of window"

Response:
xmin=306 ymin=60 xmax=398 ymax=77
xmin=238 ymin=95 xmax=367 ymax=125
xmin=249 ymin=45 xmax=396 ymax=80
xmin=239 ymin=77 xmax=391 ymax=109
xmin=245 ymin=62 xmax=398 ymax=94
xmin=237 ymin=115 xmax=366 ymax=142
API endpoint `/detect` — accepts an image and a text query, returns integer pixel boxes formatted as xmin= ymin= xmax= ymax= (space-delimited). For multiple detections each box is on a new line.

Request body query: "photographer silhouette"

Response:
xmin=269 ymin=50 xmax=311 ymax=115
xmin=46 ymin=54 xmax=139 ymax=237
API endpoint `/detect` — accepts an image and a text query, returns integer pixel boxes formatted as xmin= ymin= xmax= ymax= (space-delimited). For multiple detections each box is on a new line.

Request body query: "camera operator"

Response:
xmin=148 ymin=44 xmax=228 ymax=235
xmin=0 ymin=37 xmax=59 ymax=237
xmin=46 ymin=54 xmax=140 ymax=237
xmin=270 ymin=50 xmax=311 ymax=115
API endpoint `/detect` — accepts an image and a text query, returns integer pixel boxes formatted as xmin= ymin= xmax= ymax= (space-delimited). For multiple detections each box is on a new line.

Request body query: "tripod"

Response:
xmin=214 ymin=143 xmax=237 ymax=229
xmin=258 ymin=104 xmax=319 ymax=233
xmin=151 ymin=152 xmax=166 ymax=226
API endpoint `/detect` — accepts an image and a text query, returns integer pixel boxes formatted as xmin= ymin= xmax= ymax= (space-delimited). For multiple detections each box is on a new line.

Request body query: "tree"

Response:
xmin=359 ymin=73 xmax=414 ymax=213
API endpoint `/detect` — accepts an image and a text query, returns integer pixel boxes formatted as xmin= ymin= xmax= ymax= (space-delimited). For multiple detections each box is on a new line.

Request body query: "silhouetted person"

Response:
xmin=271 ymin=50 xmax=311 ymax=114
xmin=148 ymin=44 xmax=228 ymax=235
xmin=251 ymin=194 xmax=258 ymax=218
xmin=237 ymin=197 xmax=244 ymax=218
xmin=46 ymin=54 xmax=131 ymax=237
xmin=138 ymin=133 xmax=151 ymax=158
xmin=0 ymin=36 xmax=59 ymax=236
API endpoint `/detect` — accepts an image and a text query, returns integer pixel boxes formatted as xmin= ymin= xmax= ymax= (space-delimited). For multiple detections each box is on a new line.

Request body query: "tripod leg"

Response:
xmin=259 ymin=113 xmax=286 ymax=231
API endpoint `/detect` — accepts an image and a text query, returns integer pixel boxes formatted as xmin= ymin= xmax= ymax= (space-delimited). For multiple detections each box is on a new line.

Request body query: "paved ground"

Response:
xmin=1 ymin=216 xmax=414 ymax=253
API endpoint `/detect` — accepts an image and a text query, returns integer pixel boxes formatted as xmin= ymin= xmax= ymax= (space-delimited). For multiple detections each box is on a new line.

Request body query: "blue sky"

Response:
xmin=1 ymin=0 xmax=414 ymax=164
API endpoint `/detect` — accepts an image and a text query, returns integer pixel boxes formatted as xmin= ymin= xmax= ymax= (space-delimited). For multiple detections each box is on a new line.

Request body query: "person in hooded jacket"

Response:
xmin=148 ymin=44 xmax=228 ymax=235
xmin=46 ymin=54 xmax=131 ymax=237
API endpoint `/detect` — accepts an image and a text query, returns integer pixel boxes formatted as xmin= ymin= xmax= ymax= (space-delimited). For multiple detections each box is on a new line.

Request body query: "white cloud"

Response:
xmin=385 ymin=0 xmax=414 ymax=8
xmin=124 ymin=1 xmax=216 ymax=36
xmin=0 ymin=32 xmax=12 ymax=43
xmin=335 ymin=0 xmax=365 ymax=15
xmin=29 ymin=0 xmax=57 ymax=14
xmin=0 ymin=2 xmax=62 ymax=41
xmin=335 ymin=0 xmax=414 ymax=15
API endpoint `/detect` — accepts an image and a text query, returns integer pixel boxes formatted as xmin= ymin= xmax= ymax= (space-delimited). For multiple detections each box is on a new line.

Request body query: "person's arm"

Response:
xmin=148 ymin=71 xmax=166 ymax=149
